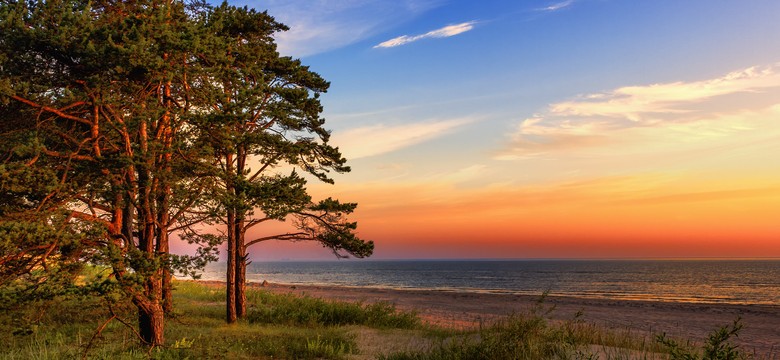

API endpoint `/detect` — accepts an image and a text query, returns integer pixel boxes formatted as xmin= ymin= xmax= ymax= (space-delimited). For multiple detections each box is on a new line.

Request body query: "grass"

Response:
xmin=244 ymin=291 xmax=421 ymax=329
xmin=171 ymin=281 xmax=420 ymax=329
xmin=377 ymin=310 xmax=759 ymax=360
xmin=0 ymin=279 xmax=759 ymax=360
xmin=0 ymin=280 xmax=418 ymax=359
xmin=377 ymin=309 xmax=669 ymax=360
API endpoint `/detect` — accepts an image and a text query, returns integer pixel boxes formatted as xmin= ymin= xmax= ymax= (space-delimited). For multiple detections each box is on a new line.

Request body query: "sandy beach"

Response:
xmin=228 ymin=281 xmax=780 ymax=355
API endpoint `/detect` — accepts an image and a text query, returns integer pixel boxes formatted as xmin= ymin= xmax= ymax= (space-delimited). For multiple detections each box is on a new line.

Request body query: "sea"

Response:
xmin=196 ymin=260 xmax=780 ymax=306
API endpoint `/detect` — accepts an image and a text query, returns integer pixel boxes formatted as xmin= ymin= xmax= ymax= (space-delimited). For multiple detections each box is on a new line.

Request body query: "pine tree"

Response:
xmin=190 ymin=4 xmax=374 ymax=322
xmin=1 ymin=0 xmax=372 ymax=341
xmin=0 ymin=0 xmax=212 ymax=345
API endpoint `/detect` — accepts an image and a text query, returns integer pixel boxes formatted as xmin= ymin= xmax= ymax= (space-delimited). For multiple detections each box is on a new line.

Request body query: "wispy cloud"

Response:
xmin=498 ymin=63 xmax=780 ymax=159
xmin=539 ymin=0 xmax=575 ymax=12
xmin=331 ymin=118 xmax=474 ymax=159
xmin=256 ymin=0 xmax=442 ymax=57
xmin=374 ymin=21 xmax=477 ymax=48
xmin=549 ymin=66 xmax=780 ymax=121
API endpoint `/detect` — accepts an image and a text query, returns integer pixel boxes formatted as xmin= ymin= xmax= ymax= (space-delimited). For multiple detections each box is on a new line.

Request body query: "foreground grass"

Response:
xmin=378 ymin=310 xmax=669 ymax=360
xmin=0 ymin=280 xmax=756 ymax=359
xmin=0 ymin=280 xmax=419 ymax=360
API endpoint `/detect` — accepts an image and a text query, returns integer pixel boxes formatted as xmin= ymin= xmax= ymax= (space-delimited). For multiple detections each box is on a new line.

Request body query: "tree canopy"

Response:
xmin=0 ymin=0 xmax=372 ymax=346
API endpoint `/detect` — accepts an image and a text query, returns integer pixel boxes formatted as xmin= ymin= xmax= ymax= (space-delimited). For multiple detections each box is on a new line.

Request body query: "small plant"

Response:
xmin=656 ymin=317 xmax=746 ymax=360
xmin=305 ymin=335 xmax=355 ymax=358
xmin=171 ymin=337 xmax=195 ymax=349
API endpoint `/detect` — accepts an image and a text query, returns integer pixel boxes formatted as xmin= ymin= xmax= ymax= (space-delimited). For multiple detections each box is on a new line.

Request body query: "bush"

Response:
xmin=656 ymin=318 xmax=747 ymax=360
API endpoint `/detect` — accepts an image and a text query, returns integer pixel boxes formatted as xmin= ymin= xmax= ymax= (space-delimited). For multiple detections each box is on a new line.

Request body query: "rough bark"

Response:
xmin=159 ymin=80 xmax=174 ymax=315
xmin=158 ymin=226 xmax=172 ymax=314
xmin=235 ymin=217 xmax=247 ymax=318
xmin=235 ymin=145 xmax=247 ymax=319
xmin=226 ymin=208 xmax=237 ymax=324
xmin=135 ymin=293 xmax=165 ymax=346
xmin=136 ymin=116 xmax=166 ymax=342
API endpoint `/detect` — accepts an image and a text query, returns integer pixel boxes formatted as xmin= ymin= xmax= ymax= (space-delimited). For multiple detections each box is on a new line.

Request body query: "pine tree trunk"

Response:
xmin=157 ymin=189 xmax=172 ymax=314
xmin=233 ymin=146 xmax=248 ymax=319
xmin=159 ymin=77 xmax=174 ymax=315
xmin=159 ymin=230 xmax=173 ymax=314
xmin=234 ymin=146 xmax=247 ymax=319
xmin=235 ymin=259 xmax=247 ymax=318
xmin=162 ymin=269 xmax=172 ymax=314
xmin=235 ymin=221 xmax=247 ymax=318
xmin=134 ymin=270 xmax=165 ymax=346
xmin=136 ymin=298 xmax=165 ymax=346
xmin=226 ymin=209 xmax=237 ymax=324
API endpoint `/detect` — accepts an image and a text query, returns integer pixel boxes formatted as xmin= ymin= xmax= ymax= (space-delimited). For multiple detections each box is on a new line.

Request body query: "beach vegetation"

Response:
xmin=656 ymin=318 xmax=747 ymax=360
xmin=378 ymin=310 xmax=665 ymax=360
xmin=172 ymin=280 xmax=419 ymax=329
xmin=244 ymin=291 xmax=420 ymax=328
xmin=0 ymin=280 xmax=407 ymax=359
xmin=1 ymin=279 xmax=772 ymax=359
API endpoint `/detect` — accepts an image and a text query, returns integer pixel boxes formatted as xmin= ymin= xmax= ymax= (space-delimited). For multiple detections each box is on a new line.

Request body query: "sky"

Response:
xmin=196 ymin=0 xmax=780 ymax=260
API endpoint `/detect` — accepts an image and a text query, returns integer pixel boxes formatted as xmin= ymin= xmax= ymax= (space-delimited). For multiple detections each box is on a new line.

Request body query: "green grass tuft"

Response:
xmin=377 ymin=309 xmax=668 ymax=360
xmin=244 ymin=289 xmax=420 ymax=328
xmin=657 ymin=317 xmax=749 ymax=360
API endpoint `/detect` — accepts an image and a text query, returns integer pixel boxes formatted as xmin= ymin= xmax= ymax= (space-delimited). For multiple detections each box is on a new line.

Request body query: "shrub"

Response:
xmin=656 ymin=318 xmax=747 ymax=360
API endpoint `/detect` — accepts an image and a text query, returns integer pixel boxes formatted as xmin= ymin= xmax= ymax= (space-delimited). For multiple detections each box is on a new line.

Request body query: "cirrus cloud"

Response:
xmin=498 ymin=63 xmax=780 ymax=159
xmin=331 ymin=117 xmax=475 ymax=159
xmin=539 ymin=0 xmax=575 ymax=12
xmin=246 ymin=0 xmax=442 ymax=57
xmin=374 ymin=21 xmax=477 ymax=48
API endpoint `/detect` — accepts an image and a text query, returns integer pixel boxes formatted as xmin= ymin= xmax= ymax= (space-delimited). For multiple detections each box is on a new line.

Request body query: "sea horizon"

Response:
xmin=191 ymin=259 xmax=780 ymax=306
xmin=208 ymin=257 xmax=780 ymax=262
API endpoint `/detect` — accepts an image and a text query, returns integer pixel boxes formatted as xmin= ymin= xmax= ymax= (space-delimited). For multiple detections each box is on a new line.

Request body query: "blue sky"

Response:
xmin=210 ymin=0 xmax=780 ymax=260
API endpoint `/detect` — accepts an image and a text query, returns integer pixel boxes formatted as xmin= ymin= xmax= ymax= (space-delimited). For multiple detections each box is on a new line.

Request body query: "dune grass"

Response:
xmin=378 ymin=311 xmax=755 ymax=360
xmin=0 ymin=280 xmax=419 ymax=359
xmin=0 ymin=279 xmax=757 ymax=360
xmin=377 ymin=308 xmax=669 ymax=360
xmin=172 ymin=281 xmax=420 ymax=329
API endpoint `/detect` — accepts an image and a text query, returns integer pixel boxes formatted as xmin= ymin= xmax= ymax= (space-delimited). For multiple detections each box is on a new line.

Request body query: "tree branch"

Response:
xmin=245 ymin=232 xmax=311 ymax=248
xmin=11 ymin=95 xmax=93 ymax=125
xmin=243 ymin=217 xmax=272 ymax=232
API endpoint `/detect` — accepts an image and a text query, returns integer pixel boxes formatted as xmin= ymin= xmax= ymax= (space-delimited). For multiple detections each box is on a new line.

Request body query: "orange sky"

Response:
xmin=230 ymin=168 xmax=780 ymax=260
xmin=177 ymin=4 xmax=780 ymax=260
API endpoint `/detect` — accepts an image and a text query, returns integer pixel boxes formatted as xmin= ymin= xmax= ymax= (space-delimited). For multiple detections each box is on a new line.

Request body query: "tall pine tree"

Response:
xmin=190 ymin=4 xmax=373 ymax=323
xmin=0 ymin=0 xmax=211 ymax=345
xmin=1 ymin=0 xmax=372 ymax=341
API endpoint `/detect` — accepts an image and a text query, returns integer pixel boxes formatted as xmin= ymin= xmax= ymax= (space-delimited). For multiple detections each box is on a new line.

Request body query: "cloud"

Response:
xmin=549 ymin=66 xmax=780 ymax=121
xmin=539 ymin=0 xmax=575 ymax=12
xmin=499 ymin=63 xmax=780 ymax=159
xmin=253 ymin=0 xmax=442 ymax=57
xmin=331 ymin=118 xmax=474 ymax=159
xmin=374 ymin=21 xmax=477 ymax=48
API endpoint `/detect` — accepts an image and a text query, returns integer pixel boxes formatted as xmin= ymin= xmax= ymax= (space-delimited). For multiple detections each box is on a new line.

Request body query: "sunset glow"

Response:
xmin=219 ymin=0 xmax=780 ymax=260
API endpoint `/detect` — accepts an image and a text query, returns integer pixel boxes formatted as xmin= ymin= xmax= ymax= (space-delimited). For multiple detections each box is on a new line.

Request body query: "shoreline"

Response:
xmin=249 ymin=281 xmax=776 ymax=306
xmin=192 ymin=279 xmax=780 ymax=354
